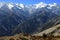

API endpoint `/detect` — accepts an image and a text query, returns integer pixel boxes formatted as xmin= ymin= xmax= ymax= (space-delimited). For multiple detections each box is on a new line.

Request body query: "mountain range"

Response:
xmin=0 ymin=2 xmax=60 ymax=36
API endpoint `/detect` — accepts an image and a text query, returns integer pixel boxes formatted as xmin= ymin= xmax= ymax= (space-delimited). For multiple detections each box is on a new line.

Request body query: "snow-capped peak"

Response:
xmin=0 ymin=3 xmax=14 ymax=9
xmin=47 ymin=3 xmax=57 ymax=9
xmin=19 ymin=4 xmax=24 ymax=8
xmin=49 ymin=3 xmax=57 ymax=7
xmin=34 ymin=2 xmax=47 ymax=8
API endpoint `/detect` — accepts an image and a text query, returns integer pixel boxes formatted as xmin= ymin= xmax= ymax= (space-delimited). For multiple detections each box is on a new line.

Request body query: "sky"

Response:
xmin=0 ymin=0 xmax=60 ymax=5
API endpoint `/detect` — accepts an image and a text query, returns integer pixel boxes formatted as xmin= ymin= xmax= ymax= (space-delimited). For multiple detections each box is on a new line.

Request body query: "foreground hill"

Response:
xmin=33 ymin=24 xmax=60 ymax=36
xmin=0 ymin=33 xmax=60 ymax=40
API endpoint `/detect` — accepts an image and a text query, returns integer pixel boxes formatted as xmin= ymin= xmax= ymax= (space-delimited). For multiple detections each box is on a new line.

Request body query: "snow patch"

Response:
xmin=7 ymin=3 xmax=14 ymax=9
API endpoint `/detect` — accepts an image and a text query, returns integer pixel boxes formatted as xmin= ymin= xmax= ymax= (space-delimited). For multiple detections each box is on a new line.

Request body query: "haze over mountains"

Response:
xmin=0 ymin=2 xmax=60 ymax=36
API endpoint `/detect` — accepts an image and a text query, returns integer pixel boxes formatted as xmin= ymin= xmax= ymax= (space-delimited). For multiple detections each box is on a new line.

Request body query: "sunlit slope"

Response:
xmin=33 ymin=24 xmax=60 ymax=36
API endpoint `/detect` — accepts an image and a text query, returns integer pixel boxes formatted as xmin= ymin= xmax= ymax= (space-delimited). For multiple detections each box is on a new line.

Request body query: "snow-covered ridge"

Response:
xmin=0 ymin=2 xmax=59 ymax=14
xmin=0 ymin=2 xmax=58 ymax=9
